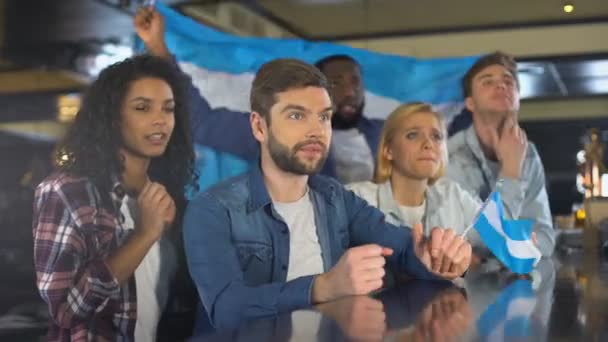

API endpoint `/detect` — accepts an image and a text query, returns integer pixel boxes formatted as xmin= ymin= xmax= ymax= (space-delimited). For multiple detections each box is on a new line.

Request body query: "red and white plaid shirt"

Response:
xmin=33 ymin=172 xmax=136 ymax=341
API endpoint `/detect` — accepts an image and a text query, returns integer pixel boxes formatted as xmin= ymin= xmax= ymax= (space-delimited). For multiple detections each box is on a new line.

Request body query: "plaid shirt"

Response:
xmin=33 ymin=172 xmax=136 ymax=341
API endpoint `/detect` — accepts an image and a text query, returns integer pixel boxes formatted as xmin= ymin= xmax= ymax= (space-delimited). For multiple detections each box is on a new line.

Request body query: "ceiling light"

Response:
xmin=564 ymin=3 xmax=574 ymax=13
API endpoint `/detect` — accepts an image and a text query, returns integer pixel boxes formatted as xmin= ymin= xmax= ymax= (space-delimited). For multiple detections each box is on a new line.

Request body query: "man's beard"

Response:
xmin=481 ymin=110 xmax=517 ymax=137
xmin=475 ymin=98 xmax=519 ymax=130
xmin=267 ymin=130 xmax=328 ymax=175
xmin=332 ymin=101 xmax=364 ymax=130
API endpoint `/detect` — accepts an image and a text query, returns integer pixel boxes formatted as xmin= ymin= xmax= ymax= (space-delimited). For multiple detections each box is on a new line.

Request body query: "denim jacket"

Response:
xmin=183 ymin=164 xmax=443 ymax=329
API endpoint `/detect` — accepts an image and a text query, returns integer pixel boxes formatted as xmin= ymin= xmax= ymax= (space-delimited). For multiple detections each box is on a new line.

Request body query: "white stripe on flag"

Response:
xmin=180 ymin=62 xmax=463 ymax=122
xmin=484 ymin=199 xmax=503 ymax=232
xmin=483 ymin=200 xmax=540 ymax=261
xmin=181 ymin=62 xmax=253 ymax=113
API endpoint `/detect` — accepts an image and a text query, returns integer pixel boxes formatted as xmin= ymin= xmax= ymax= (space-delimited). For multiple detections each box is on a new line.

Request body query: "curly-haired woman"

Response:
xmin=32 ymin=54 xmax=197 ymax=341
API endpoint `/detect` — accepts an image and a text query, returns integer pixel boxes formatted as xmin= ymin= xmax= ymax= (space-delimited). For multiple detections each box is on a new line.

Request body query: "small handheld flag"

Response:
xmin=464 ymin=191 xmax=541 ymax=274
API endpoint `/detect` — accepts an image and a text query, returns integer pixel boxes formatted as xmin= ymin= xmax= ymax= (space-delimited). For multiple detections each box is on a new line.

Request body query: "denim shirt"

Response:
xmin=183 ymin=164 xmax=442 ymax=329
xmin=447 ymin=125 xmax=555 ymax=256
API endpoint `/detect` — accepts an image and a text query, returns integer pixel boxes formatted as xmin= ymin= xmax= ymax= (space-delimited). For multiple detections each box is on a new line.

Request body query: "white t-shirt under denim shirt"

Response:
xmin=272 ymin=188 xmax=324 ymax=340
xmin=272 ymin=188 xmax=324 ymax=281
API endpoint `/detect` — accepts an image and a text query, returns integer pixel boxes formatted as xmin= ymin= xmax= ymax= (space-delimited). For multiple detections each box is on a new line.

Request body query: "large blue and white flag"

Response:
xmin=155 ymin=3 xmax=478 ymax=119
xmin=477 ymin=280 xmax=538 ymax=341
xmin=473 ymin=191 xmax=542 ymax=274
xmin=151 ymin=2 xmax=478 ymax=190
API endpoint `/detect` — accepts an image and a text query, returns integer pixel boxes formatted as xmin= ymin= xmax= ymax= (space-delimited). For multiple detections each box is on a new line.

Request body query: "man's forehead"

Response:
xmin=475 ymin=64 xmax=514 ymax=79
xmin=323 ymin=60 xmax=360 ymax=74
xmin=274 ymin=87 xmax=332 ymax=107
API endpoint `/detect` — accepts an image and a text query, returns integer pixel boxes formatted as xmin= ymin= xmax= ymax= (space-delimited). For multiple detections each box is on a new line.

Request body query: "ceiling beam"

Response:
xmin=0 ymin=70 xmax=86 ymax=94
xmin=343 ymin=22 xmax=608 ymax=59
xmin=520 ymin=97 xmax=608 ymax=122
xmin=323 ymin=16 xmax=608 ymax=41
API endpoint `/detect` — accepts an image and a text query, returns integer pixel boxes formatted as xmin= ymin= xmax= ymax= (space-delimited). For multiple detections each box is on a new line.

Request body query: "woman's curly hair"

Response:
xmin=57 ymin=54 xmax=197 ymax=206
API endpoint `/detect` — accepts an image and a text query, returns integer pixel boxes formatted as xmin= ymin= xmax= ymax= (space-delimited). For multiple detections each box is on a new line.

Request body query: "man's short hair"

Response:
xmin=462 ymin=51 xmax=519 ymax=98
xmin=314 ymin=54 xmax=360 ymax=73
xmin=250 ymin=58 xmax=330 ymax=124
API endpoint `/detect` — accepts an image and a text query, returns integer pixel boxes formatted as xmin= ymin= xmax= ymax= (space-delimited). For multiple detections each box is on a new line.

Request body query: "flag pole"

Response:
xmin=461 ymin=188 xmax=499 ymax=239
xmin=461 ymin=224 xmax=474 ymax=238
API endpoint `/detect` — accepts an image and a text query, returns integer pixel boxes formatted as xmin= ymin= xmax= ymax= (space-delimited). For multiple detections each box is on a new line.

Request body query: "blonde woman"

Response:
xmin=346 ymin=103 xmax=524 ymax=252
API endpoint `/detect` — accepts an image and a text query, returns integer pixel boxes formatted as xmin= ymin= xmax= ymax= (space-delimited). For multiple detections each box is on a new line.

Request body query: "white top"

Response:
xmin=273 ymin=189 xmax=324 ymax=281
xmin=398 ymin=200 xmax=426 ymax=228
xmin=121 ymin=195 xmax=177 ymax=342
xmin=331 ymin=128 xmax=375 ymax=184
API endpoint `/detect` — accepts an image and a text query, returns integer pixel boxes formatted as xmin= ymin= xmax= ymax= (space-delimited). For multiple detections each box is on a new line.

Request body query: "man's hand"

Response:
xmin=412 ymin=223 xmax=471 ymax=280
xmin=395 ymin=288 xmax=473 ymax=342
xmin=312 ymin=244 xmax=393 ymax=303
xmin=134 ymin=6 xmax=171 ymax=59
xmin=316 ymin=295 xmax=386 ymax=341
xmin=492 ymin=116 xmax=528 ymax=180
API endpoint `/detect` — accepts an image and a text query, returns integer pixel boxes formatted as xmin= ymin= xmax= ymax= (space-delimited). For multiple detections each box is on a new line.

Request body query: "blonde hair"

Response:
xmin=374 ymin=102 xmax=448 ymax=185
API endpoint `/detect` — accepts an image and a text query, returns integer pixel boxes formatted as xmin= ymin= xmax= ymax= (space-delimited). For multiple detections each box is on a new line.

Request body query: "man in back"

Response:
xmin=447 ymin=51 xmax=555 ymax=256
xmin=314 ymin=55 xmax=384 ymax=183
